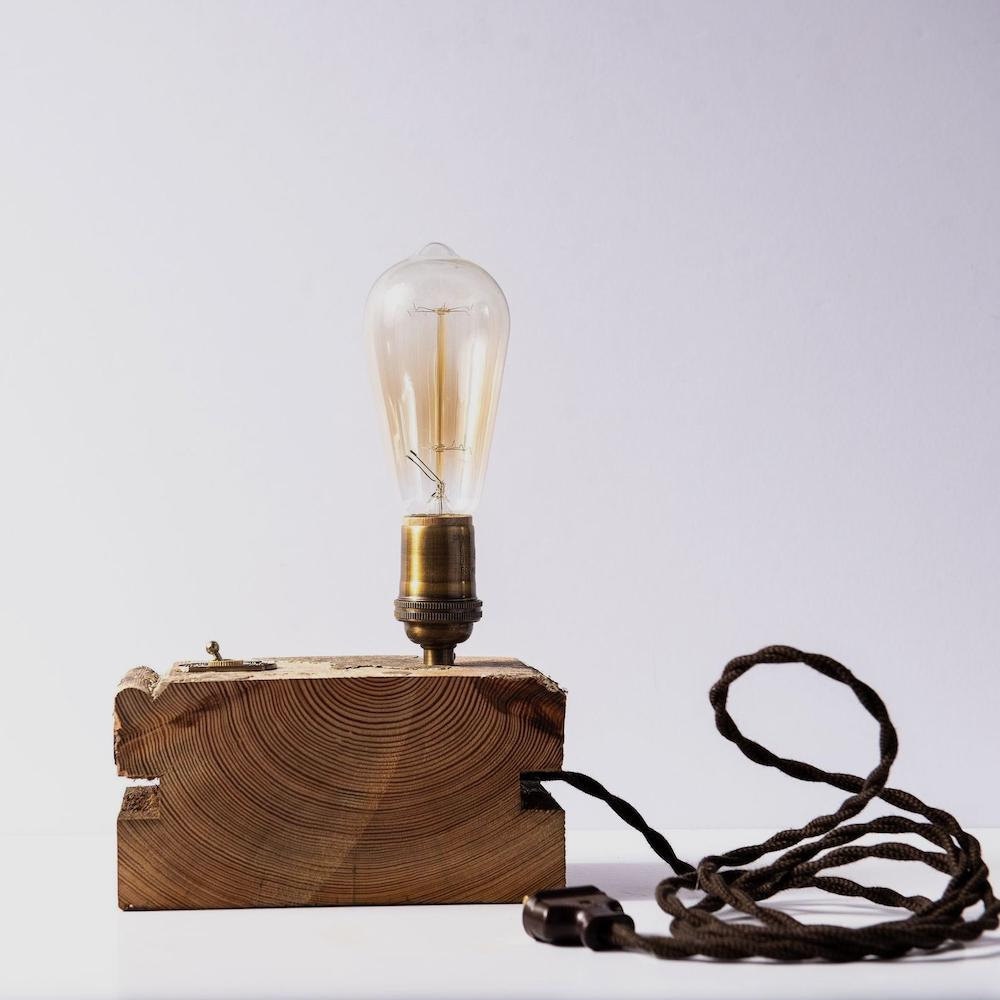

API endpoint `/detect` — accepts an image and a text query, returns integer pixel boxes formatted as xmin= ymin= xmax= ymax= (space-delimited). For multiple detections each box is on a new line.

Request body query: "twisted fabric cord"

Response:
xmin=525 ymin=645 xmax=998 ymax=961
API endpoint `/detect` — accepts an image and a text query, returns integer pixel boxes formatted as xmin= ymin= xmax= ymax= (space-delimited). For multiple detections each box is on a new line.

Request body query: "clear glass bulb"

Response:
xmin=365 ymin=243 xmax=510 ymax=515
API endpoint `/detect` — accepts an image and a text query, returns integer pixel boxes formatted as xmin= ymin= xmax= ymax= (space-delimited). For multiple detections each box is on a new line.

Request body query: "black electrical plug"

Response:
xmin=522 ymin=886 xmax=635 ymax=951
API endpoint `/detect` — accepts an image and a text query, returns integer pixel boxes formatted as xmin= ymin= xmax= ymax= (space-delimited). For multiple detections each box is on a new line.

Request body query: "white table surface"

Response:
xmin=3 ymin=828 xmax=998 ymax=999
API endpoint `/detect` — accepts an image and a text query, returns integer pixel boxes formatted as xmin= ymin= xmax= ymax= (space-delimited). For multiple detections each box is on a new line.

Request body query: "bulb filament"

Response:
xmin=410 ymin=304 xmax=470 ymax=515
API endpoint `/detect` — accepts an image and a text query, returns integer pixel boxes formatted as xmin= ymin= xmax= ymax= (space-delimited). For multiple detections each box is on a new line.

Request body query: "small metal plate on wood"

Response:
xmin=178 ymin=640 xmax=277 ymax=673
xmin=180 ymin=660 xmax=277 ymax=673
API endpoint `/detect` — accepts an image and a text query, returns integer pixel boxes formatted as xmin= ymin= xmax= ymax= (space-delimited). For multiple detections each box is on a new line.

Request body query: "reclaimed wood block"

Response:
xmin=114 ymin=656 xmax=566 ymax=910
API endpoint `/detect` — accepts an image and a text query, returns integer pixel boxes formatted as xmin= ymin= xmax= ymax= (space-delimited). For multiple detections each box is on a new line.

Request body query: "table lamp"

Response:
xmin=112 ymin=244 xmax=566 ymax=911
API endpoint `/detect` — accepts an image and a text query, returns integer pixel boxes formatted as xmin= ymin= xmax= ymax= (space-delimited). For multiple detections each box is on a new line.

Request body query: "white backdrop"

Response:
xmin=2 ymin=0 xmax=998 ymax=838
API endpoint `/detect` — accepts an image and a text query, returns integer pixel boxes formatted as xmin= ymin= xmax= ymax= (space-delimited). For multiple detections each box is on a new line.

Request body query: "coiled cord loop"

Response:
xmin=526 ymin=646 xmax=998 ymax=961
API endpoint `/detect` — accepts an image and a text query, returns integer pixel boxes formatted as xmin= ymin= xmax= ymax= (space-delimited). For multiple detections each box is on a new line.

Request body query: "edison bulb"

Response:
xmin=365 ymin=243 xmax=510 ymax=665
xmin=364 ymin=243 xmax=509 ymax=516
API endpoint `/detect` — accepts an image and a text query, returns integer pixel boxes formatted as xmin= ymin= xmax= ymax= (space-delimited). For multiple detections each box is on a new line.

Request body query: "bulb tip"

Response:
xmin=416 ymin=242 xmax=458 ymax=260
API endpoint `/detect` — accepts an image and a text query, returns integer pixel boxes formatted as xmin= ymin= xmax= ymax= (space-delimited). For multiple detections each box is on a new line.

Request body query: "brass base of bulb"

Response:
xmin=394 ymin=514 xmax=482 ymax=666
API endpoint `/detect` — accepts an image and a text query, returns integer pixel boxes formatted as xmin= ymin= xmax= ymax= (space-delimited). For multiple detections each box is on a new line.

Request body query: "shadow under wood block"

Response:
xmin=114 ymin=657 xmax=566 ymax=910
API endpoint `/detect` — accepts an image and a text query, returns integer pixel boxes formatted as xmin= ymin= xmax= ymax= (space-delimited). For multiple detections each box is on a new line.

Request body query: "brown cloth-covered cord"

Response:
xmin=525 ymin=645 xmax=999 ymax=961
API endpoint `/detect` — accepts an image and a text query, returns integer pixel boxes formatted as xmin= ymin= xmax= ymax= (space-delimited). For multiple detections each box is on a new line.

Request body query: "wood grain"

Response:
xmin=115 ymin=657 xmax=565 ymax=910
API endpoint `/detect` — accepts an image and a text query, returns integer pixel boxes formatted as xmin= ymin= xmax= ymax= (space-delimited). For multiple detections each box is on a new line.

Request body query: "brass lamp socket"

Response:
xmin=394 ymin=514 xmax=482 ymax=666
